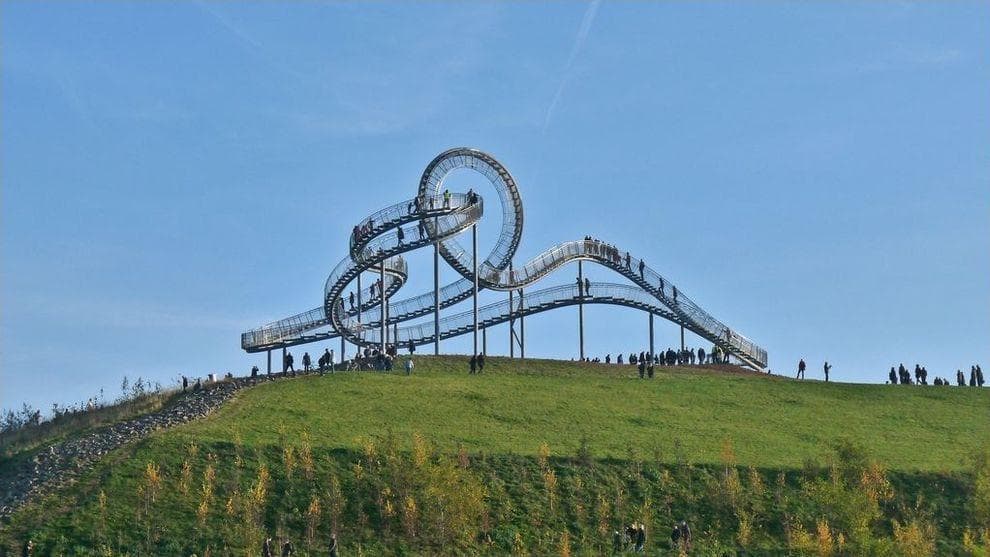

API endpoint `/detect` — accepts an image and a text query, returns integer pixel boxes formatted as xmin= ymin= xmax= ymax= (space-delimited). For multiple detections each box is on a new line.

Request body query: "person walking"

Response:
xmin=469 ymin=354 xmax=477 ymax=374
xmin=443 ymin=189 xmax=451 ymax=209
xmin=477 ymin=353 xmax=486 ymax=372
xmin=823 ymin=361 xmax=831 ymax=382
xmin=303 ymin=352 xmax=312 ymax=373
xmin=797 ymin=359 xmax=806 ymax=379
xmin=584 ymin=277 xmax=591 ymax=297
xmin=262 ymin=537 xmax=274 ymax=557
xmin=405 ymin=357 xmax=414 ymax=376
xmin=328 ymin=534 xmax=339 ymax=557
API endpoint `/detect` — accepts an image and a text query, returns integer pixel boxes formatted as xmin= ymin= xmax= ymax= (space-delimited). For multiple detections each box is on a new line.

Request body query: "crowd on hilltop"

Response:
xmin=886 ymin=363 xmax=984 ymax=387
xmin=577 ymin=346 xmax=731 ymax=367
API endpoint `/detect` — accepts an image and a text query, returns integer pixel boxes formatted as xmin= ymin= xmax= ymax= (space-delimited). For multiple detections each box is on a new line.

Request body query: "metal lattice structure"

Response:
xmin=241 ymin=148 xmax=768 ymax=370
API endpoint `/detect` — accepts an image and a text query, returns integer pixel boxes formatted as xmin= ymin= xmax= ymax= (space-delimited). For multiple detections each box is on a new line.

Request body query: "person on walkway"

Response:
xmin=797 ymin=359 xmax=806 ymax=379
xmin=405 ymin=357 xmax=414 ymax=376
xmin=625 ymin=252 xmax=631 ymax=269
xmin=824 ymin=361 xmax=831 ymax=382
xmin=443 ymin=189 xmax=451 ymax=208
xmin=478 ymin=353 xmax=486 ymax=372
xmin=638 ymin=259 xmax=645 ymax=279
xmin=281 ymin=539 xmax=294 ymax=557
xmin=469 ymin=354 xmax=477 ymax=374
xmin=576 ymin=276 xmax=583 ymax=297
xmin=262 ymin=537 xmax=274 ymax=557
xmin=396 ymin=225 xmax=405 ymax=245
xmin=584 ymin=277 xmax=591 ymax=297
xmin=328 ymin=534 xmax=339 ymax=557
xmin=303 ymin=352 xmax=312 ymax=372
xmin=672 ymin=286 xmax=678 ymax=304
xmin=349 ymin=291 xmax=356 ymax=310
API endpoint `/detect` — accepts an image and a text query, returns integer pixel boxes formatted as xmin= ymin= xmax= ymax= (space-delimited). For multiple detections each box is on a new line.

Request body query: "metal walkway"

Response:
xmin=242 ymin=148 xmax=768 ymax=370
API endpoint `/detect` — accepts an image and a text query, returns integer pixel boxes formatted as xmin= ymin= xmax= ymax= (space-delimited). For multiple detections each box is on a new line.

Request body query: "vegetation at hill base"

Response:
xmin=2 ymin=356 xmax=988 ymax=556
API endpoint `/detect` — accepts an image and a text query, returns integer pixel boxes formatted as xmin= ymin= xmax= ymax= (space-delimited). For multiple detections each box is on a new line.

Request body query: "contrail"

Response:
xmin=542 ymin=0 xmax=602 ymax=134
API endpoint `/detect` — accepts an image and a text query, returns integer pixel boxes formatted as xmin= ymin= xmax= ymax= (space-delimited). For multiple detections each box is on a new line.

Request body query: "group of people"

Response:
xmin=609 ymin=519 xmax=691 ymax=553
xmin=795 ymin=359 xmax=832 ymax=381
xmin=595 ymin=346 xmax=728 ymax=366
xmin=468 ymin=353 xmax=486 ymax=374
xmin=887 ymin=363 xmax=984 ymax=387
xmin=262 ymin=533 xmax=337 ymax=557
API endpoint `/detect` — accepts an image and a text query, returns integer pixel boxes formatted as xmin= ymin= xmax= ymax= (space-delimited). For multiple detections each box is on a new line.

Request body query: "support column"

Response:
xmin=649 ymin=313 xmax=654 ymax=360
xmin=578 ymin=260 xmax=584 ymax=360
xmin=680 ymin=325 xmax=685 ymax=352
xmin=509 ymin=262 xmax=515 ymax=358
xmin=472 ymin=224 xmax=479 ymax=358
xmin=380 ymin=261 xmax=386 ymax=354
xmin=340 ymin=336 xmax=345 ymax=366
xmin=356 ymin=273 xmax=362 ymax=324
xmin=519 ymin=288 xmax=525 ymax=359
xmin=434 ymin=220 xmax=440 ymax=355
xmin=282 ymin=346 xmax=286 ymax=373
xmin=267 ymin=350 xmax=271 ymax=373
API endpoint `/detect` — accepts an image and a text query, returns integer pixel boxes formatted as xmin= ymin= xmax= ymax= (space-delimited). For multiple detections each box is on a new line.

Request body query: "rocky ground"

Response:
xmin=0 ymin=374 xmax=286 ymax=521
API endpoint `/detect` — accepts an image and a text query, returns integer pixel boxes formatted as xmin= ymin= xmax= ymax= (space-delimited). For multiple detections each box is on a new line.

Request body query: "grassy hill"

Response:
xmin=3 ymin=356 xmax=988 ymax=555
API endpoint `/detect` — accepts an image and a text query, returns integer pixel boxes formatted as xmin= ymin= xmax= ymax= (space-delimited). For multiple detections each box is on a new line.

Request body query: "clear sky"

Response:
xmin=2 ymin=2 xmax=988 ymax=413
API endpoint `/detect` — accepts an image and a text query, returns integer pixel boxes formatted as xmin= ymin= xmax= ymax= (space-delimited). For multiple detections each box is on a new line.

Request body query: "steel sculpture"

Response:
xmin=241 ymin=148 xmax=768 ymax=370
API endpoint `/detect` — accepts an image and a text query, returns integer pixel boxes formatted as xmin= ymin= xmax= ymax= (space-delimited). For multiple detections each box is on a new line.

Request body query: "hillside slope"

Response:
xmin=2 ymin=356 xmax=988 ymax=555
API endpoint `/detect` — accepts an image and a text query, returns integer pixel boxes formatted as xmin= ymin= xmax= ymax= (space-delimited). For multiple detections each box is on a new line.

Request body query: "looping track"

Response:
xmin=242 ymin=148 xmax=768 ymax=369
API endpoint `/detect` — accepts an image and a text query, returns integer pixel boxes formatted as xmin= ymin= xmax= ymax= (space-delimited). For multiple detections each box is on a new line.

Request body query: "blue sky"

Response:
xmin=2 ymin=2 xmax=988 ymax=413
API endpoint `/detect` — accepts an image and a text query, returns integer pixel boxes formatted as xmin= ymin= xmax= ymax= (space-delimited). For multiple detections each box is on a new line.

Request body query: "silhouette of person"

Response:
xmin=797 ymin=359 xmax=806 ymax=379
xmin=823 ymin=361 xmax=831 ymax=382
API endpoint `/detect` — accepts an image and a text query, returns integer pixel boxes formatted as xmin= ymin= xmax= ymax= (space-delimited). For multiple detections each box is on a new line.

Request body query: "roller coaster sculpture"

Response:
xmin=241 ymin=148 xmax=768 ymax=370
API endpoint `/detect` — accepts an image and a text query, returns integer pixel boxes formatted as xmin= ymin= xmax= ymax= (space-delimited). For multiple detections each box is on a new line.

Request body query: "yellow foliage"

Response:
xmin=559 ymin=530 xmax=571 ymax=557
xmin=788 ymin=522 xmax=815 ymax=552
xmin=512 ymin=532 xmax=526 ymax=556
xmin=250 ymin=464 xmax=269 ymax=507
xmin=892 ymin=518 xmax=935 ymax=557
xmin=860 ymin=461 xmax=894 ymax=505
xmin=299 ymin=433 xmax=315 ymax=480
xmin=143 ymin=461 xmax=162 ymax=503
xmin=543 ymin=468 xmax=558 ymax=512
xmin=412 ymin=432 xmax=429 ymax=467
xmin=179 ymin=460 xmax=192 ymax=496
xmin=816 ymin=518 xmax=834 ymax=556
xmin=538 ymin=442 xmax=551 ymax=471
xmin=736 ymin=511 xmax=752 ymax=548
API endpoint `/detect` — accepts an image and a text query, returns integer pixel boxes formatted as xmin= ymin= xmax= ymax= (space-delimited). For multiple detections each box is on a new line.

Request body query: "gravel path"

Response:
xmin=0 ymin=375 xmax=274 ymax=520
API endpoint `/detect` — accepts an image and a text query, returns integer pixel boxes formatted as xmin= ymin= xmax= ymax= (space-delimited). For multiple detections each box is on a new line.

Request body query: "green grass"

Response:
xmin=174 ymin=356 xmax=987 ymax=471
xmin=2 ymin=356 xmax=988 ymax=555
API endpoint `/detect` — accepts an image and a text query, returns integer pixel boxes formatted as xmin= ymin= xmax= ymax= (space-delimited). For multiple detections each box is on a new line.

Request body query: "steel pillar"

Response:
xmin=482 ymin=327 xmax=487 ymax=356
xmin=472 ymin=224 xmax=479 ymax=358
xmin=434 ymin=219 xmax=440 ymax=355
xmin=380 ymin=261 xmax=386 ymax=354
xmin=356 ymin=274 xmax=362 ymax=324
xmin=680 ymin=325 xmax=685 ymax=352
xmin=282 ymin=346 xmax=286 ymax=373
xmin=578 ymin=260 xmax=584 ymax=360
xmin=267 ymin=350 xmax=271 ymax=373
xmin=340 ymin=336 xmax=345 ymax=365
xmin=649 ymin=313 xmax=654 ymax=360
xmin=519 ymin=288 xmax=525 ymax=358
xmin=508 ymin=262 xmax=515 ymax=358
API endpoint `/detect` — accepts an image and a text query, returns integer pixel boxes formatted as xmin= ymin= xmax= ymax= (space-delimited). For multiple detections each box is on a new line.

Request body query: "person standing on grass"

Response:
xmin=797 ymin=359 xmax=806 ymax=379
xmin=824 ymin=361 xmax=831 ymax=382
xmin=182 ymin=375 xmax=188 ymax=392
xmin=634 ymin=523 xmax=646 ymax=552
xmin=469 ymin=354 xmax=477 ymax=374
xmin=478 ymin=353 xmax=486 ymax=372
xmin=328 ymin=534 xmax=339 ymax=557
xmin=262 ymin=537 xmax=274 ymax=557
xmin=303 ymin=352 xmax=311 ymax=373
xmin=405 ymin=357 xmax=414 ymax=376
xmin=281 ymin=539 xmax=294 ymax=557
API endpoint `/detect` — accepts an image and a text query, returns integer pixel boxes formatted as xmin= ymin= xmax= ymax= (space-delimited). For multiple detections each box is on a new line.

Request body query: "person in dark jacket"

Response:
xmin=469 ymin=354 xmax=477 ymax=374
xmin=477 ymin=353 xmax=485 ymax=372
